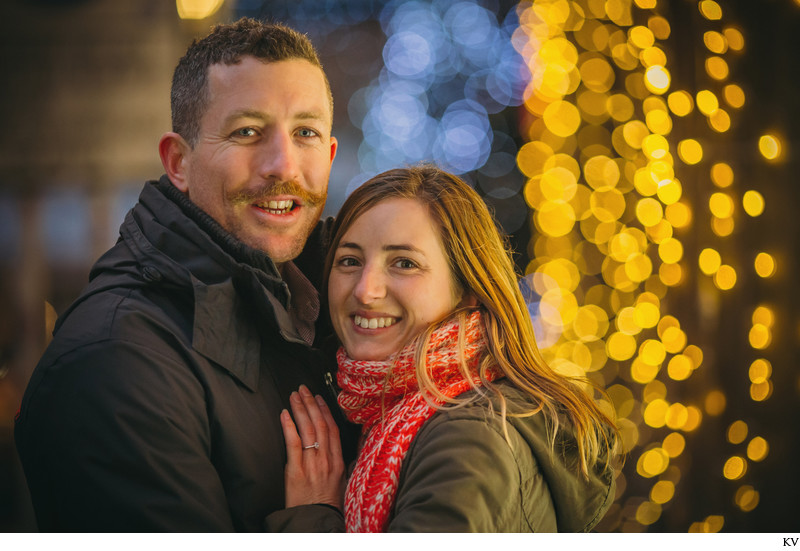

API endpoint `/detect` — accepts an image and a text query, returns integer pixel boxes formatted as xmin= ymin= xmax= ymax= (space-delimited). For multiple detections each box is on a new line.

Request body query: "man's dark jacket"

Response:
xmin=15 ymin=177 xmax=352 ymax=531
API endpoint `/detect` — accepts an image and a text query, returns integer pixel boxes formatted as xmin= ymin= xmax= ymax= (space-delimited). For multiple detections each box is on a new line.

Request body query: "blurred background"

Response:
xmin=1 ymin=0 xmax=797 ymax=533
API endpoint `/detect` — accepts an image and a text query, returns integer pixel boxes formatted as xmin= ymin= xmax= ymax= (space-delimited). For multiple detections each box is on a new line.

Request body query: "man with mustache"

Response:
xmin=15 ymin=18 xmax=349 ymax=531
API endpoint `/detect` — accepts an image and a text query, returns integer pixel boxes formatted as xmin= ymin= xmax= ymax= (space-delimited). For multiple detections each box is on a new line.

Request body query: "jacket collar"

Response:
xmin=122 ymin=178 xmax=309 ymax=391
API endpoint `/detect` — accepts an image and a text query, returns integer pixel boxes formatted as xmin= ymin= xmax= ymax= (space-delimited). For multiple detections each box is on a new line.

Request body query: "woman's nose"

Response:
xmin=353 ymin=265 xmax=386 ymax=304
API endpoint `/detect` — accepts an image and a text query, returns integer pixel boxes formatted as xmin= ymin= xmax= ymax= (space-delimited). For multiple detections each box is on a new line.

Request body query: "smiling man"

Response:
xmin=15 ymin=19 xmax=353 ymax=532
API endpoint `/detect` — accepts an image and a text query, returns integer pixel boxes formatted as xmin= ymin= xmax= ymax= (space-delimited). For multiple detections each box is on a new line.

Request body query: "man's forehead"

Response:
xmin=206 ymin=57 xmax=332 ymax=118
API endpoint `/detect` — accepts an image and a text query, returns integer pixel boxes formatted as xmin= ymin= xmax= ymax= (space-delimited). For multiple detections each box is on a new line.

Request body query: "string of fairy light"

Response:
xmin=513 ymin=0 xmax=781 ymax=532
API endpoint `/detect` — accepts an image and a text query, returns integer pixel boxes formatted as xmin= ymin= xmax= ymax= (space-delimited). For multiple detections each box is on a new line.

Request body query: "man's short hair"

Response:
xmin=171 ymin=18 xmax=332 ymax=147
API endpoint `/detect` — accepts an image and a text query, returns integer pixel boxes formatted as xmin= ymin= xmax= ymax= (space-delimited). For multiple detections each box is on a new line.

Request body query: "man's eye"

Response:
xmin=298 ymin=128 xmax=319 ymax=138
xmin=235 ymin=128 xmax=257 ymax=137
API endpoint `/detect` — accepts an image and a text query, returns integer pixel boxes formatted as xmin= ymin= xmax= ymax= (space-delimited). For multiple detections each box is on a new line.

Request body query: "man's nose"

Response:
xmin=259 ymin=130 xmax=299 ymax=182
xmin=353 ymin=265 xmax=386 ymax=304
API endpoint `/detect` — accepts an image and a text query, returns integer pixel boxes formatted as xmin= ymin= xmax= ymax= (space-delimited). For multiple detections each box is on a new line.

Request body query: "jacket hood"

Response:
xmin=503 ymin=383 xmax=616 ymax=532
xmin=53 ymin=176 xmax=315 ymax=391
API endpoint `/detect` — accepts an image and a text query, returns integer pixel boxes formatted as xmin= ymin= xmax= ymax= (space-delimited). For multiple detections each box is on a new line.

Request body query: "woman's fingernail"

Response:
xmin=315 ymin=395 xmax=326 ymax=407
xmin=299 ymin=385 xmax=311 ymax=396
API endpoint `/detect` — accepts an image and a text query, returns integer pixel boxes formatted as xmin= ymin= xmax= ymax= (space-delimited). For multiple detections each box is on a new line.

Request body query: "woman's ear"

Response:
xmin=158 ymin=132 xmax=191 ymax=192
xmin=458 ymin=292 xmax=479 ymax=309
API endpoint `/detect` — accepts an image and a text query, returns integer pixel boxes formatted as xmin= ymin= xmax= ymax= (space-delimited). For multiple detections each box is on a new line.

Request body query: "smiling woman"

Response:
xmin=273 ymin=165 xmax=620 ymax=533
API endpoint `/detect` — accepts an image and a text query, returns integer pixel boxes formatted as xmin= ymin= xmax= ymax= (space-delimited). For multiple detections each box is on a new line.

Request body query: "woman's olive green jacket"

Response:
xmin=267 ymin=380 xmax=616 ymax=532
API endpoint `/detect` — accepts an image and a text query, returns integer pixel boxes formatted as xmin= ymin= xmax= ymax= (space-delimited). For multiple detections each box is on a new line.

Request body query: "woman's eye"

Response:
xmin=394 ymin=259 xmax=418 ymax=269
xmin=337 ymin=257 xmax=360 ymax=268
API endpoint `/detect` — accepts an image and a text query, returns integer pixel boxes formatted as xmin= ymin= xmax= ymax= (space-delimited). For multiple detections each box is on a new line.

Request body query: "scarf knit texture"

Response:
xmin=336 ymin=310 xmax=500 ymax=532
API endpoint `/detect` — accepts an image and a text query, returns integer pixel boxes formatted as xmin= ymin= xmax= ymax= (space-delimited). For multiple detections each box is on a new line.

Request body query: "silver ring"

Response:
xmin=303 ymin=442 xmax=320 ymax=450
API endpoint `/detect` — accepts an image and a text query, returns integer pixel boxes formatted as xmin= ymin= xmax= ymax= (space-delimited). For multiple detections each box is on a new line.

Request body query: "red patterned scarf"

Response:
xmin=336 ymin=310 xmax=499 ymax=532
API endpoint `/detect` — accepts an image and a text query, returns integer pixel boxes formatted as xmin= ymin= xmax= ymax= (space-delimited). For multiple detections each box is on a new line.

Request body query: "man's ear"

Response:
xmin=329 ymin=136 xmax=338 ymax=164
xmin=158 ymin=132 xmax=191 ymax=192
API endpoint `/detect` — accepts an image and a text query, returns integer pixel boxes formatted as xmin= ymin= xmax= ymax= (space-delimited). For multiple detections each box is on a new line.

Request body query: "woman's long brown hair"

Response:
xmin=324 ymin=165 xmax=618 ymax=475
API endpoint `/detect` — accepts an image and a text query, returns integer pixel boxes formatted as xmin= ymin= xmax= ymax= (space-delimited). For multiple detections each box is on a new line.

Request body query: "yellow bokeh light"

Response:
xmin=709 ymin=192 xmax=734 ymax=218
xmin=727 ymin=420 xmax=748 ymax=444
xmin=724 ymin=27 xmax=745 ymax=51
xmin=658 ymin=237 xmax=683 ymax=264
xmin=705 ymin=56 xmax=729 ymax=80
xmin=683 ymin=344 xmax=704 ymax=369
xmin=750 ymin=380 xmax=773 ymax=402
xmin=735 ymin=486 xmax=760 ymax=513
xmin=543 ymin=101 xmax=582 ymax=137
xmin=703 ymin=31 xmax=728 ymax=54
xmin=698 ymin=248 xmax=722 ymax=275
xmin=710 ymin=162 xmax=734 ymax=188
xmin=705 ymin=389 xmax=726 ymax=416
xmin=758 ymin=134 xmax=783 ymax=161
xmin=607 ymin=93 xmax=635 ymax=122
xmin=708 ymin=109 xmax=731 ymax=133
xmin=699 ymin=0 xmax=723 ymax=20
xmin=742 ymin=190 xmax=765 ymax=217
xmin=661 ymin=326 xmax=687 ymax=354
xmin=636 ymin=197 xmax=664 ymax=226
xmin=650 ymin=480 xmax=675 ymax=504
xmin=638 ymin=447 xmax=670 ymax=477
xmin=747 ymin=437 xmax=769 ymax=462
xmin=748 ymin=324 xmax=772 ymax=350
xmin=536 ymin=201 xmax=577 ymax=237
xmin=607 ymin=331 xmax=637 ymax=360
xmin=696 ymin=90 xmax=719 ymax=115
xmin=677 ymin=139 xmax=703 ymax=165
xmin=644 ymin=65 xmax=671 ymax=94
xmin=642 ymin=134 xmax=669 ymax=160
xmin=590 ymin=187 xmax=627 ymax=221
xmin=623 ymin=120 xmax=650 ymax=150
xmin=648 ymin=15 xmax=671 ymax=40
xmin=714 ymin=264 xmax=737 ymax=290
xmin=662 ymin=432 xmax=686 ymax=458
xmin=657 ymin=179 xmax=682 ymax=205
xmin=667 ymin=90 xmax=694 ymax=117
xmin=629 ymin=25 xmax=655 ymax=49
xmin=645 ymin=110 xmax=673 ymax=136
xmin=517 ymin=141 xmax=555 ymax=177
xmin=667 ymin=354 xmax=693 ymax=380
xmin=683 ymin=406 xmax=702 ymax=432
xmin=749 ymin=358 xmax=772 ymax=384
xmin=616 ymin=307 xmax=641 ymax=335
xmin=636 ymin=501 xmax=662 ymax=525
xmin=664 ymin=201 xmax=691 ymax=228
xmin=659 ymin=262 xmax=683 ymax=286
xmin=724 ymin=84 xmax=746 ymax=108
xmin=584 ymin=155 xmax=621 ymax=189
xmin=176 ymin=0 xmax=225 ymax=19
xmin=754 ymin=252 xmax=776 ymax=278
xmin=580 ymin=56 xmax=616 ymax=93
xmin=752 ymin=306 xmax=775 ymax=328
xmin=640 ymin=339 xmax=666 ymax=366
xmin=711 ymin=216 xmax=734 ymax=237
xmin=631 ymin=357 xmax=660 ymax=384
xmin=723 ymin=456 xmax=747 ymax=480
xmin=633 ymin=301 xmax=660 ymax=329
xmin=665 ymin=403 xmax=689 ymax=430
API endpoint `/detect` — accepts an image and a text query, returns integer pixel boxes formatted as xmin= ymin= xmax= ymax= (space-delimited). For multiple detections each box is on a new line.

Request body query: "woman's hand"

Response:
xmin=280 ymin=385 xmax=345 ymax=510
